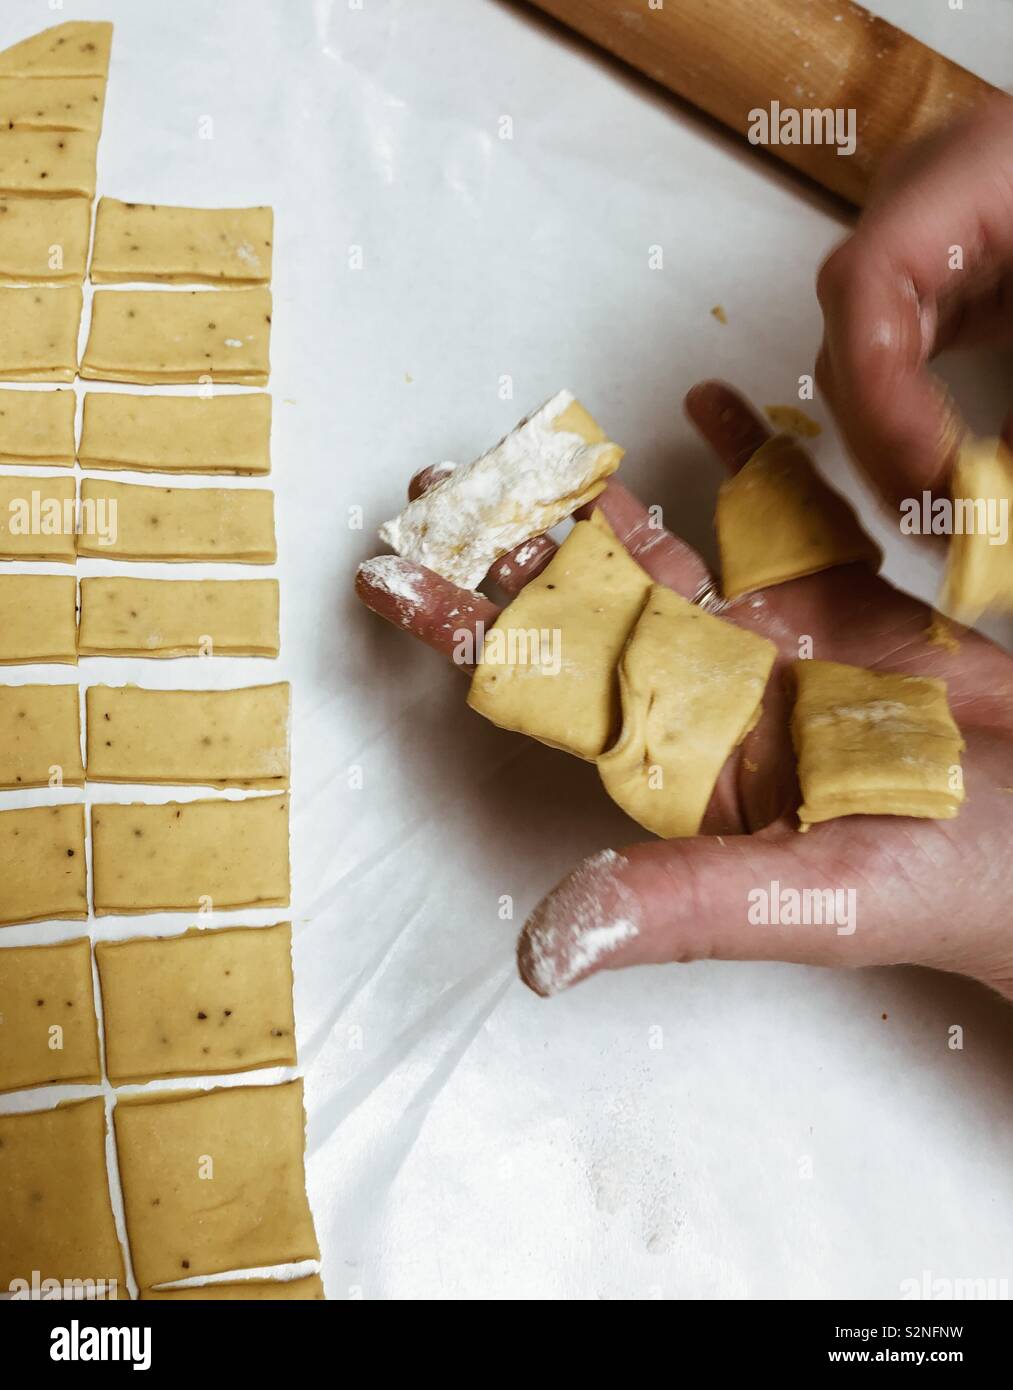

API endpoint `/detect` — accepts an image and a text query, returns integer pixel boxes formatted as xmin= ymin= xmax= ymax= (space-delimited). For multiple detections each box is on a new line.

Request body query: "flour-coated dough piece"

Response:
xmin=940 ymin=436 xmax=1013 ymax=623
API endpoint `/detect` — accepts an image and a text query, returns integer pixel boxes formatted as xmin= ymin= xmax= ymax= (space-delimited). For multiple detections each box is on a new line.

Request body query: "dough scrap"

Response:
xmin=91 ymin=793 xmax=290 ymax=915
xmin=717 ymin=434 xmax=881 ymax=599
xmin=0 ymin=573 xmax=78 ymax=663
xmin=940 ymin=436 xmax=1013 ymax=623
xmin=96 ymin=922 xmax=296 ymax=1084
xmin=91 ymin=199 xmax=273 ymax=285
xmin=113 ymin=1079 xmax=319 ymax=1290
xmin=0 ymin=387 xmax=76 ymax=464
xmin=0 ymin=285 xmax=81 ymax=381
xmin=764 ymin=404 xmax=822 ymax=437
xmin=85 ymin=683 xmax=290 ymax=789
xmin=78 ymin=478 xmax=277 ymax=563
xmin=81 ymin=288 xmax=272 ymax=385
xmin=0 ymin=937 xmax=100 ymax=1092
xmin=0 ymin=127 xmax=97 ymax=197
xmin=79 ymin=391 xmax=272 ymax=474
xmin=0 ymin=682 xmax=83 ymax=788
xmin=790 ymin=659 xmax=966 ymax=829
xmin=0 ymin=802 xmax=87 ymax=925
xmin=78 ymin=577 xmax=280 ymax=658
xmin=141 ymin=1274 xmax=325 ymax=1301
xmin=597 ymin=584 xmax=776 ymax=837
xmin=0 ymin=472 xmax=76 ymax=561
xmin=0 ymin=196 xmax=91 ymax=283
xmin=468 ymin=509 xmax=652 ymax=760
xmin=0 ymin=76 xmax=106 ymax=132
xmin=0 ymin=22 xmax=113 ymax=79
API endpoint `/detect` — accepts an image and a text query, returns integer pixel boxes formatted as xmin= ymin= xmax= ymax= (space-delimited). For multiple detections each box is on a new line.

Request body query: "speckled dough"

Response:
xmin=0 ymin=197 xmax=92 ymax=283
xmin=941 ymin=437 xmax=1013 ymax=623
xmin=0 ymin=682 xmax=83 ymax=788
xmin=0 ymin=472 xmax=77 ymax=561
xmin=0 ymin=802 xmax=87 ymax=925
xmin=0 ymin=574 xmax=78 ymax=663
xmin=0 ymin=22 xmax=113 ymax=79
xmin=78 ymin=577 xmax=280 ymax=658
xmin=79 ymin=391 xmax=272 ymax=474
xmin=0 ymin=76 xmax=106 ymax=132
xmin=90 ymin=199 xmax=274 ymax=285
xmin=142 ymin=1274 xmax=325 ymax=1301
xmin=77 ymin=479 xmax=277 ymax=563
xmin=0 ymin=286 xmax=81 ymax=380
xmin=0 ymin=937 xmax=100 ymax=1092
xmin=0 ymin=387 xmax=76 ymax=464
xmin=0 ymin=127 xmax=97 ymax=197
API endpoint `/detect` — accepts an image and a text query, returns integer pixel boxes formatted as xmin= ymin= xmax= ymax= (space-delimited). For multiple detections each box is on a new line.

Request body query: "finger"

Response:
xmin=355 ymin=555 xmax=498 ymax=667
xmin=683 ymin=379 xmax=772 ymax=474
xmin=575 ymin=479 xmax=713 ymax=599
xmin=408 ymin=461 xmax=456 ymax=502
xmin=487 ymin=533 xmax=558 ymax=594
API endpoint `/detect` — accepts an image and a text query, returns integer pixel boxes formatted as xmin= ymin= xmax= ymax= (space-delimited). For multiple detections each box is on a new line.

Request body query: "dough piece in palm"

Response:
xmin=0 ymin=937 xmax=100 ymax=1092
xmin=598 ymin=585 xmax=776 ymax=837
xmin=78 ymin=577 xmax=280 ymax=658
xmin=940 ymin=436 xmax=1013 ymax=623
xmin=0 ymin=76 xmax=106 ymax=133
xmin=141 ymin=1274 xmax=325 ymax=1301
xmin=0 ymin=473 xmax=76 ymax=561
xmin=0 ymin=803 xmax=87 ymax=925
xmin=0 ymin=682 xmax=83 ymax=788
xmin=468 ymin=510 xmax=652 ymax=760
xmin=79 ymin=391 xmax=272 ymax=474
xmin=0 ymin=286 xmax=81 ymax=381
xmin=717 ymin=435 xmax=881 ymax=599
xmin=0 ymin=128 xmax=98 ymax=197
xmin=0 ymin=22 xmax=113 ymax=79
xmin=78 ymin=479 xmax=276 ymax=563
xmin=0 ymin=387 xmax=76 ymax=465
xmin=90 ymin=199 xmax=273 ymax=285
xmin=790 ymin=659 xmax=965 ymax=829
xmin=0 ymin=574 xmax=78 ymax=663
xmin=0 ymin=197 xmax=91 ymax=283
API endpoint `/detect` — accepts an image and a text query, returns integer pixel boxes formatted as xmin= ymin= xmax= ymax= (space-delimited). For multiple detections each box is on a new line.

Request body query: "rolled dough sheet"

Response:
xmin=0 ymin=127 xmax=98 ymax=197
xmin=0 ymin=682 xmax=84 ymax=788
xmin=940 ymin=436 xmax=1013 ymax=623
xmin=0 ymin=285 xmax=81 ymax=381
xmin=468 ymin=510 xmax=652 ymax=760
xmin=81 ymin=288 xmax=272 ymax=385
xmin=0 ymin=803 xmax=87 ymax=926
xmin=90 ymin=199 xmax=274 ymax=285
xmin=0 ymin=76 xmax=106 ymax=133
xmin=717 ymin=434 xmax=882 ymax=599
xmin=79 ymin=391 xmax=272 ymax=475
xmin=0 ymin=22 xmax=113 ymax=79
xmin=142 ymin=1274 xmax=325 ymax=1301
xmin=791 ymin=659 xmax=966 ymax=829
xmin=597 ymin=585 xmax=776 ymax=838
xmin=0 ymin=472 xmax=77 ymax=561
xmin=85 ymin=682 xmax=290 ymax=788
xmin=0 ymin=574 xmax=78 ymax=664
xmin=78 ymin=577 xmax=280 ymax=658
xmin=91 ymin=794 xmax=290 ymax=915
xmin=0 ymin=387 xmax=77 ymax=464
xmin=0 ymin=196 xmax=91 ymax=283
xmin=113 ymin=1079 xmax=319 ymax=1290
xmin=0 ymin=937 xmax=100 ymax=1092
xmin=78 ymin=478 xmax=277 ymax=563
xmin=96 ymin=922 xmax=296 ymax=1084
xmin=0 ymin=1098 xmax=127 ymax=1298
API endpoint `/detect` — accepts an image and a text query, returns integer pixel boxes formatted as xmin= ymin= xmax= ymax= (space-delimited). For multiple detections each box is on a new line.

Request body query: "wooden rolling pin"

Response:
xmin=525 ymin=0 xmax=998 ymax=205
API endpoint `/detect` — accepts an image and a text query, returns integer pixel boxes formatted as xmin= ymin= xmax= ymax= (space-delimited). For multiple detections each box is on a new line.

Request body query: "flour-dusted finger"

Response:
xmin=355 ymin=554 xmax=499 ymax=669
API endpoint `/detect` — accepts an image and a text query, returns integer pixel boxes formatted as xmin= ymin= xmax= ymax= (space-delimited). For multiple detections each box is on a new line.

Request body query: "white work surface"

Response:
xmin=2 ymin=0 xmax=1011 ymax=1301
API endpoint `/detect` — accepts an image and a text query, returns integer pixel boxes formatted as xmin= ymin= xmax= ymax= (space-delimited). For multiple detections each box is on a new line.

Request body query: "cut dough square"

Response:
xmin=0 ymin=22 xmax=113 ymax=79
xmin=96 ymin=922 xmax=296 ymax=1084
xmin=81 ymin=288 xmax=272 ymax=385
xmin=113 ymin=1079 xmax=319 ymax=1290
xmin=91 ymin=199 xmax=274 ymax=285
xmin=85 ymin=683 xmax=290 ymax=788
xmin=0 ymin=573 xmax=78 ymax=664
xmin=0 ymin=196 xmax=91 ymax=283
xmin=91 ymin=794 xmax=290 ymax=915
xmin=0 ymin=937 xmax=100 ymax=1092
xmin=0 ymin=1098 xmax=126 ymax=1298
xmin=597 ymin=585 xmax=777 ymax=838
xmin=0 ymin=387 xmax=77 ymax=465
xmin=0 ymin=472 xmax=77 ymax=561
xmin=0 ymin=803 xmax=87 ymax=925
xmin=79 ymin=391 xmax=272 ymax=475
xmin=940 ymin=436 xmax=1013 ymax=623
xmin=0 ymin=127 xmax=98 ymax=197
xmin=142 ymin=1274 xmax=325 ymax=1301
xmin=0 ymin=76 xmax=106 ymax=132
xmin=791 ymin=659 xmax=966 ymax=828
xmin=0 ymin=285 xmax=81 ymax=381
xmin=0 ymin=682 xmax=84 ymax=788
xmin=77 ymin=577 xmax=280 ymax=658
xmin=77 ymin=479 xmax=277 ymax=563
xmin=468 ymin=510 xmax=652 ymax=760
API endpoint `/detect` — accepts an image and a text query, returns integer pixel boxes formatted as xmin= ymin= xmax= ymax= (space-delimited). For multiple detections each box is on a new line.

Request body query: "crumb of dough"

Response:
xmin=764 ymin=405 xmax=822 ymax=437
xmin=925 ymin=613 xmax=961 ymax=652
xmin=710 ymin=305 xmax=727 ymax=324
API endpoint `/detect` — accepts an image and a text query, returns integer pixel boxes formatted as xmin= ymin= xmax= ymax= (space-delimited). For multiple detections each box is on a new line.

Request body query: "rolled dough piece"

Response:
xmin=0 ymin=573 xmax=78 ymax=664
xmin=0 ymin=387 xmax=77 ymax=464
xmin=0 ymin=285 xmax=81 ymax=381
xmin=0 ymin=76 xmax=106 ymax=132
xmin=597 ymin=585 xmax=777 ymax=837
xmin=77 ymin=478 xmax=277 ymax=563
xmin=380 ymin=389 xmax=624 ymax=588
xmin=0 ymin=802 xmax=87 ymax=925
xmin=0 ymin=1098 xmax=127 ymax=1299
xmin=0 ymin=127 xmax=98 ymax=197
xmin=468 ymin=509 xmax=652 ymax=760
xmin=96 ymin=922 xmax=296 ymax=1084
xmin=717 ymin=435 xmax=881 ymax=599
xmin=791 ymin=659 xmax=966 ymax=828
xmin=0 ymin=472 xmax=77 ymax=561
xmin=142 ymin=1274 xmax=325 ymax=1301
xmin=113 ymin=1079 xmax=319 ymax=1290
xmin=79 ymin=391 xmax=272 ymax=474
xmin=940 ymin=436 xmax=1013 ymax=623
xmin=90 ymin=199 xmax=274 ymax=285
xmin=0 ymin=196 xmax=91 ymax=283
xmin=78 ymin=577 xmax=280 ymax=658
xmin=91 ymin=793 xmax=290 ymax=915
xmin=0 ymin=937 xmax=100 ymax=1092
xmin=81 ymin=288 xmax=272 ymax=385
xmin=0 ymin=682 xmax=84 ymax=788
xmin=85 ymin=682 xmax=290 ymax=788
xmin=0 ymin=22 xmax=113 ymax=79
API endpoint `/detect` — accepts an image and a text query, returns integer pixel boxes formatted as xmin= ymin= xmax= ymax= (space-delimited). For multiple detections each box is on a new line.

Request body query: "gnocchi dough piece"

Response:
xmin=79 ymin=391 xmax=272 ymax=474
xmin=0 ymin=387 xmax=76 ymax=464
xmin=0 ymin=197 xmax=91 ymax=283
xmin=77 ymin=478 xmax=276 ymax=563
xmin=0 ymin=573 xmax=78 ymax=663
xmin=90 ymin=199 xmax=273 ymax=285
xmin=791 ymin=659 xmax=965 ymax=829
xmin=78 ymin=577 xmax=280 ymax=658
xmin=0 ymin=22 xmax=113 ymax=79
xmin=0 ymin=473 xmax=76 ymax=561
xmin=940 ymin=436 xmax=1013 ymax=623
xmin=0 ymin=937 xmax=100 ymax=1092
xmin=0 ymin=803 xmax=87 ymax=925
xmin=0 ymin=285 xmax=81 ymax=381
xmin=141 ymin=1274 xmax=325 ymax=1300
xmin=0 ymin=76 xmax=106 ymax=133
xmin=0 ymin=682 xmax=83 ymax=788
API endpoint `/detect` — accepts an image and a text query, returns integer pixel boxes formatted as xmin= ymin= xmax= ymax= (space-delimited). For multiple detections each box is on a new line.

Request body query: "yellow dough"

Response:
xmin=0 ymin=196 xmax=92 ymax=283
xmin=91 ymin=794 xmax=290 ymax=915
xmin=0 ymin=472 xmax=76 ymax=561
xmin=0 ymin=285 xmax=81 ymax=381
xmin=717 ymin=435 xmax=881 ymax=599
xmin=0 ymin=937 xmax=100 ymax=1092
xmin=0 ymin=1098 xmax=127 ymax=1299
xmin=940 ymin=436 xmax=1013 ymax=623
xmin=0 ymin=76 xmax=106 ymax=132
xmin=0 ymin=127 xmax=98 ymax=197
xmin=0 ymin=682 xmax=84 ymax=788
xmin=142 ymin=1274 xmax=325 ymax=1301
xmin=0 ymin=574 xmax=78 ymax=663
xmin=0 ymin=22 xmax=113 ymax=79
xmin=81 ymin=288 xmax=272 ymax=385
xmin=468 ymin=510 xmax=652 ymax=760
xmin=0 ymin=387 xmax=77 ymax=464
xmin=79 ymin=391 xmax=272 ymax=474
xmin=78 ymin=577 xmax=280 ymax=658
xmin=0 ymin=803 xmax=87 ymax=925
xmin=597 ymin=585 xmax=776 ymax=837
xmin=791 ymin=659 xmax=966 ymax=829
xmin=85 ymin=683 xmax=290 ymax=788
xmin=113 ymin=1079 xmax=319 ymax=1290
xmin=90 ymin=199 xmax=274 ymax=285
xmin=78 ymin=479 xmax=277 ymax=563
